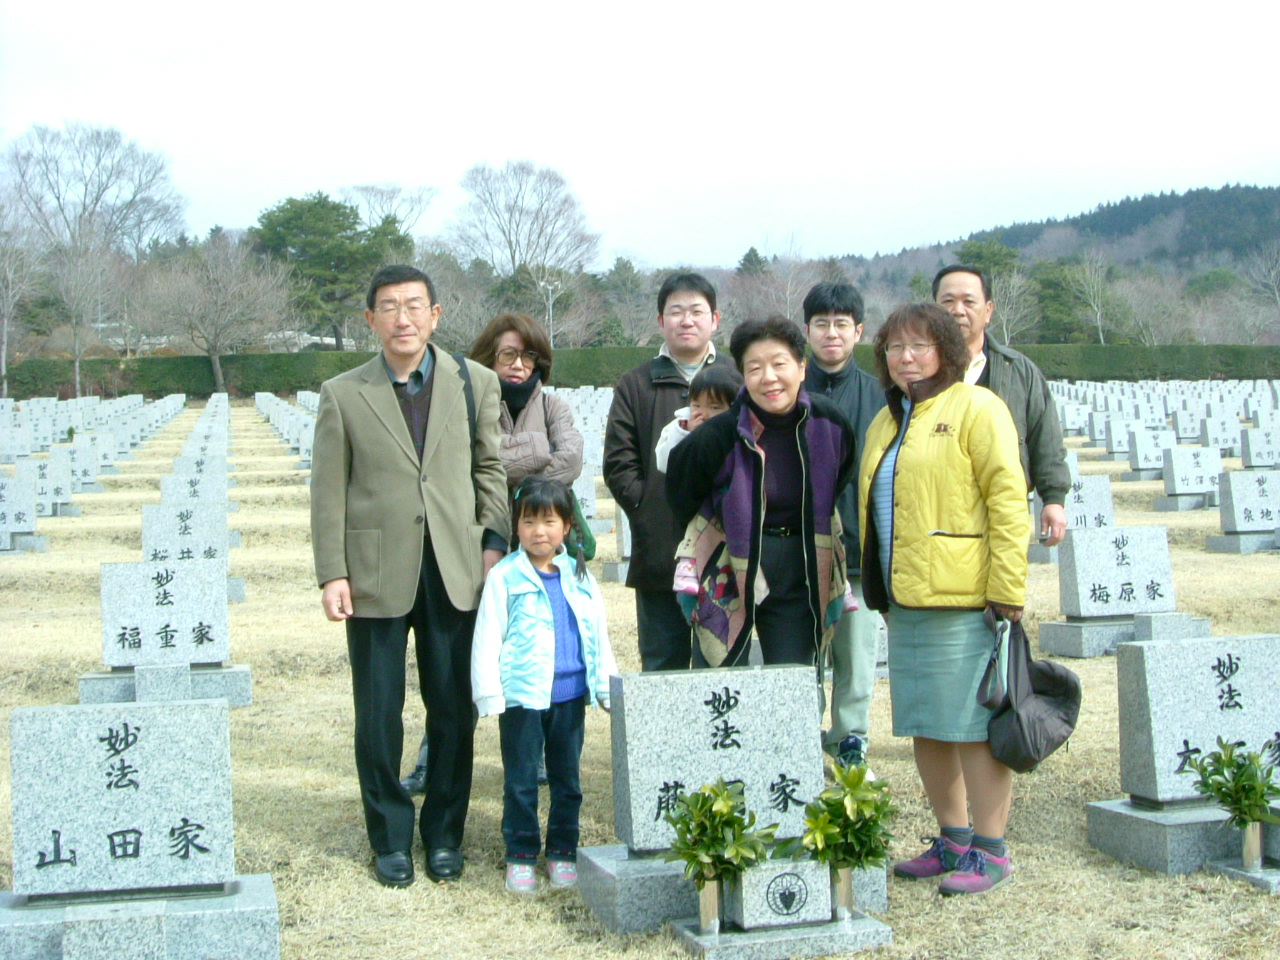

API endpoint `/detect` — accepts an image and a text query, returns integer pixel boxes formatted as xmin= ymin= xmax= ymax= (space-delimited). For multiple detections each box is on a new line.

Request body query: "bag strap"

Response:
xmin=453 ymin=352 xmax=476 ymax=472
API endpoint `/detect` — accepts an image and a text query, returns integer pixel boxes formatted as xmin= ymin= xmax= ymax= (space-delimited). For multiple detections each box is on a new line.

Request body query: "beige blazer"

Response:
xmin=310 ymin=347 xmax=508 ymax=617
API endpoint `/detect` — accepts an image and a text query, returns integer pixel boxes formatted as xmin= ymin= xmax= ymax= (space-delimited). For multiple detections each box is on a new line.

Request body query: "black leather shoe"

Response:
xmin=400 ymin=765 xmax=427 ymax=796
xmin=374 ymin=850 xmax=414 ymax=887
xmin=426 ymin=847 xmax=464 ymax=882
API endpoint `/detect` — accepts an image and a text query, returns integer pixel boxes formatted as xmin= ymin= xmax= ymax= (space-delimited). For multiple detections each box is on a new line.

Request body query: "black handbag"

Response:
xmin=977 ymin=610 xmax=1082 ymax=773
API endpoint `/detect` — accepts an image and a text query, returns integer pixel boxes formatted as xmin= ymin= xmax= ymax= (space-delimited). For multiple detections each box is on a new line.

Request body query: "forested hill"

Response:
xmin=967 ymin=185 xmax=1280 ymax=264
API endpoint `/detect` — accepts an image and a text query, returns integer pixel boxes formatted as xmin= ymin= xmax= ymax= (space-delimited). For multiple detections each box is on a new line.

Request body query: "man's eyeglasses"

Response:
xmin=375 ymin=300 xmax=431 ymax=319
xmin=810 ymin=318 xmax=858 ymax=332
xmin=663 ymin=307 xmax=711 ymax=321
xmin=884 ymin=342 xmax=937 ymax=359
xmin=496 ymin=347 xmax=540 ymax=367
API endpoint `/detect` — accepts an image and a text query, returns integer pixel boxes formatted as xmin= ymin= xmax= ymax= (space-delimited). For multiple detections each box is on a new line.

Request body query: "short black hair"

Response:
xmin=931 ymin=264 xmax=992 ymax=303
xmin=729 ymin=316 xmax=807 ymax=369
xmin=367 ymin=265 xmax=437 ymax=310
xmin=803 ymin=282 xmax=865 ymax=325
xmin=512 ymin=475 xmax=586 ymax=580
xmin=658 ymin=272 xmax=717 ymax=315
xmin=689 ymin=365 xmax=744 ymax=409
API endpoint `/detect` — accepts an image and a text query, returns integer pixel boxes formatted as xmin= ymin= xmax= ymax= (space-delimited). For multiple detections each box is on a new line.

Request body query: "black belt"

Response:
xmin=761 ymin=525 xmax=797 ymax=538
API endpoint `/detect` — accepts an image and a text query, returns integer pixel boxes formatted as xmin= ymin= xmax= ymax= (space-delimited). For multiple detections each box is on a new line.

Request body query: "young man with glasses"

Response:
xmin=802 ymin=282 xmax=886 ymax=770
xmin=604 ymin=272 xmax=733 ymax=671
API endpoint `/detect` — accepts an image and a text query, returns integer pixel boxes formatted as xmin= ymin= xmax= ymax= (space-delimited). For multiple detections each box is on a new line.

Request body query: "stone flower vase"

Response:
xmin=1242 ymin=821 xmax=1263 ymax=872
xmin=699 ymin=880 xmax=721 ymax=936
xmin=831 ymin=866 xmax=855 ymax=921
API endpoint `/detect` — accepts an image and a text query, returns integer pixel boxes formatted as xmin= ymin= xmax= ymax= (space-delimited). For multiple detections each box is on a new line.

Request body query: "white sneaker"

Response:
xmin=506 ymin=862 xmax=537 ymax=895
xmin=547 ymin=859 xmax=578 ymax=889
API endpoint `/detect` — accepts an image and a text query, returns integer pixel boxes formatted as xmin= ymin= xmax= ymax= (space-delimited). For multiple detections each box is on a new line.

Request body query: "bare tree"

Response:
xmin=153 ymin=233 xmax=292 ymax=392
xmin=1062 ymin=250 xmax=1112 ymax=345
xmin=341 ymin=184 xmax=437 ymax=236
xmin=1111 ymin=274 xmax=1192 ymax=346
xmin=5 ymin=123 xmax=185 ymax=259
xmin=0 ymin=192 xmax=45 ymax=397
xmin=991 ymin=267 xmax=1040 ymax=344
xmin=413 ymin=239 xmax=495 ymax=353
xmin=51 ymin=240 xmax=124 ymax=395
xmin=1187 ymin=288 xmax=1273 ymax=345
xmin=450 ymin=161 xmax=599 ymax=344
xmin=1241 ymin=240 xmax=1280 ymax=329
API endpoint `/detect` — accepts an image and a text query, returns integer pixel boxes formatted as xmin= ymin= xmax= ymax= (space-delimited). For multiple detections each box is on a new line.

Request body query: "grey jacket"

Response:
xmin=983 ymin=336 xmax=1070 ymax=507
xmin=499 ymin=382 xmax=584 ymax=489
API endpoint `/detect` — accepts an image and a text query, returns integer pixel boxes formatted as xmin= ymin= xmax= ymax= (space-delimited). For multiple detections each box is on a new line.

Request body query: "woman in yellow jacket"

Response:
xmin=858 ymin=302 xmax=1031 ymax=897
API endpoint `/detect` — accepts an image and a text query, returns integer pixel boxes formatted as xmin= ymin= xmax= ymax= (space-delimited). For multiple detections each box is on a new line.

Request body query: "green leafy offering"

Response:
xmin=800 ymin=763 xmax=897 ymax=871
xmin=664 ymin=778 xmax=779 ymax=888
xmin=1180 ymin=736 xmax=1280 ymax=829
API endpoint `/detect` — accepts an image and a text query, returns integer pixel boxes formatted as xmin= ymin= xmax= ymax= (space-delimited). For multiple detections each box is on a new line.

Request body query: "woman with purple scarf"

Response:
xmin=666 ymin=317 xmax=857 ymax=668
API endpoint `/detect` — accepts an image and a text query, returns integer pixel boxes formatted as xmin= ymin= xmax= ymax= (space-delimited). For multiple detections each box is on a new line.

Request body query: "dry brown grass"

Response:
xmin=2 ymin=411 xmax=1279 ymax=960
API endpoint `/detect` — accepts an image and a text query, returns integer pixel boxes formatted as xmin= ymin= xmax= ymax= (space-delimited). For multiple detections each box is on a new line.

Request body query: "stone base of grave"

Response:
xmin=1206 ymin=532 xmax=1276 ymax=555
xmin=1100 ymin=452 xmax=1129 ymax=461
xmin=98 ymin=466 xmax=120 ymax=474
xmin=0 ymin=533 xmax=49 ymax=554
xmin=52 ymin=504 xmax=82 ymax=517
xmin=78 ymin=664 xmax=252 ymax=707
xmin=1208 ymin=858 xmax=1280 ymax=893
xmin=1087 ymin=798 xmax=1238 ymax=874
xmin=228 ymin=530 xmax=242 ymax=548
xmin=587 ymin=518 xmax=613 ymax=536
xmin=1039 ymin=617 xmax=1133 ymax=658
xmin=1154 ymin=494 xmax=1211 ymax=511
xmin=1028 ymin=542 xmax=1058 ymax=564
xmin=1132 ymin=612 xmax=1212 ymax=642
xmin=0 ymin=874 xmax=280 ymax=960
xmin=602 ymin=560 xmax=630 ymax=583
xmin=670 ymin=912 xmax=892 ymax=960
xmin=1120 ymin=469 xmax=1163 ymax=481
xmin=294 ymin=459 xmax=311 ymax=470
xmin=73 ymin=483 xmax=105 ymax=494
xmin=228 ymin=577 xmax=246 ymax=604
xmin=578 ymin=844 xmax=696 ymax=934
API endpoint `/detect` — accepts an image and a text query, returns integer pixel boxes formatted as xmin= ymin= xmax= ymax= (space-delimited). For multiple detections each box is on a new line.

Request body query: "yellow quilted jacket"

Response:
xmin=858 ymin=381 xmax=1030 ymax=611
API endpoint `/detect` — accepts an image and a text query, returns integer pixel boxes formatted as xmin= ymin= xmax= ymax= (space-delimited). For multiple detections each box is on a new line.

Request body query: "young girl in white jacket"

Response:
xmin=471 ymin=475 xmax=617 ymax=895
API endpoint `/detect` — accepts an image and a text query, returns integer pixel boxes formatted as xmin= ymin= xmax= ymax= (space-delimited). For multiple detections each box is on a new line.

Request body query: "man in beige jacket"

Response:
xmin=311 ymin=264 xmax=508 ymax=887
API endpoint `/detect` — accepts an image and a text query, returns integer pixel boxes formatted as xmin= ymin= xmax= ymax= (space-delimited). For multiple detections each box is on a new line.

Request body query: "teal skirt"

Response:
xmin=886 ymin=604 xmax=1004 ymax=742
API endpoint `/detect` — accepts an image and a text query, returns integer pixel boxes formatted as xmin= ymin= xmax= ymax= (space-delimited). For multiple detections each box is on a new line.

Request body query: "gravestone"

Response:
xmin=159 ymin=475 xmax=238 ymax=512
xmin=1087 ymin=633 xmax=1280 ymax=876
xmin=1156 ymin=447 xmax=1223 ymax=511
xmin=1120 ymin=428 xmax=1176 ymax=481
xmin=1040 ymin=526 xmax=1177 ymax=657
xmin=0 ymin=474 xmax=47 ymax=553
xmin=1241 ymin=428 xmax=1280 ymax=469
xmin=1200 ymin=416 xmax=1240 ymax=456
xmin=579 ymin=666 xmax=889 ymax=950
xmin=1030 ymin=476 xmax=1114 ymax=564
xmin=603 ymin=510 xmax=631 ymax=582
xmin=1103 ymin=418 xmax=1143 ymax=460
xmin=1206 ymin=470 xmax=1279 ymax=555
xmin=140 ymin=504 xmax=244 ymax=603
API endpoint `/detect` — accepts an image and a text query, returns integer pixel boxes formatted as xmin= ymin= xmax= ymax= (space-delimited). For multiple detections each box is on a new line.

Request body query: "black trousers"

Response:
xmin=636 ymin=588 xmax=693 ymax=671
xmin=345 ymin=536 xmax=476 ymax=854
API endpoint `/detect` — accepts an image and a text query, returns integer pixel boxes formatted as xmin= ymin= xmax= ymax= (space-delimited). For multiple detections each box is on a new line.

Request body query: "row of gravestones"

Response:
xmin=256 ymin=392 xmax=315 ymax=469
xmin=1 ymin=395 xmax=187 ymax=552
xmin=1 ymin=395 xmax=281 ymax=960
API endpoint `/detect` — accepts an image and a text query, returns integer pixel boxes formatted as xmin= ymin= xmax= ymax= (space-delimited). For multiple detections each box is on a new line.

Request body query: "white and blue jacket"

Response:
xmin=471 ymin=546 xmax=618 ymax=717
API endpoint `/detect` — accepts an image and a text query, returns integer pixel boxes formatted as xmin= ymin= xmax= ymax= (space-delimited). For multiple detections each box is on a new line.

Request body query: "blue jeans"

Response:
xmin=499 ymin=696 xmax=586 ymax=862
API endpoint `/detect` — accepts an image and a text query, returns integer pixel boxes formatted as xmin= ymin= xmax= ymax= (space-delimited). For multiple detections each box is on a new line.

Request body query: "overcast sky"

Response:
xmin=3 ymin=1 xmax=1277 ymax=272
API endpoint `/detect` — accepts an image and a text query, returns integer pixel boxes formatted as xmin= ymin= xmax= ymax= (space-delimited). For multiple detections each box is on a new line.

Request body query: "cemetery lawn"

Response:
xmin=2 ymin=410 xmax=1279 ymax=960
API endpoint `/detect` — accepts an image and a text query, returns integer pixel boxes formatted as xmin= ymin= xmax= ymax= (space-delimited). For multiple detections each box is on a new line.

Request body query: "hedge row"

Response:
xmin=7 ymin=345 xmax=1280 ymax=400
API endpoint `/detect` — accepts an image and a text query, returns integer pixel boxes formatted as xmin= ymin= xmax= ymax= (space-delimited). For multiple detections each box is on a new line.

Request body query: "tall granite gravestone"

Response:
xmin=0 ymin=473 xmax=47 ymax=553
xmin=1206 ymin=470 xmax=1279 ymax=555
xmin=1040 ymin=526 xmax=1196 ymax=657
xmin=1103 ymin=417 xmax=1143 ymax=460
xmin=579 ymin=666 xmax=890 ymax=955
xmin=1030 ymin=475 xmax=1113 ymax=564
xmin=1200 ymin=416 xmax=1241 ymax=456
xmin=1240 ymin=428 xmax=1280 ymax=470
xmin=602 ymin=510 xmax=631 ymax=583
xmin=1120 ymin=428 xmax=1176 ymax=481
xmin=79 ymin=559 xmax=252 ymax=707
xmin=140 ymin=504 xmax=245 ymax=604
xmin=1156 ymin=447 xmax=1222 ymax=511
xmin=0 ymin=696 xmax=280 ymax=957
xmin=1088 ymin=633 xmax=1280 ymax=884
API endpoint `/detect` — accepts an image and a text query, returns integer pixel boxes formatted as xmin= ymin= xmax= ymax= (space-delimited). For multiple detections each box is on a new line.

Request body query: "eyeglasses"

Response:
xmin=884 ymin=342 xmax=937 ymax=359
xmin=663 ymin=307 xmax=711 ymax=321
xmin=375 ymin=300 xmax=431 ymax=319
xmin=810 ymin=318 xmax=858 ymax=332
xmin=496 ymin=347 xmax=540 ymax=367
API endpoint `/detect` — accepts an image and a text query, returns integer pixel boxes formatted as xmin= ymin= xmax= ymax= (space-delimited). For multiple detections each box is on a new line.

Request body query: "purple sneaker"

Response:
xmin=939 ymin=848 xmax=1013 ymax=896
xmin=893 ymin=836 xmax=969 ymax=880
